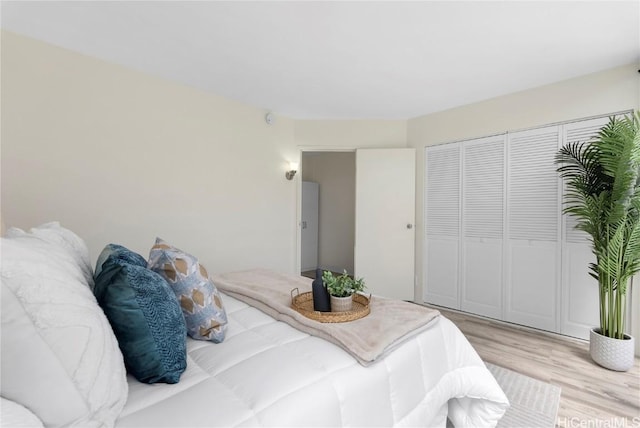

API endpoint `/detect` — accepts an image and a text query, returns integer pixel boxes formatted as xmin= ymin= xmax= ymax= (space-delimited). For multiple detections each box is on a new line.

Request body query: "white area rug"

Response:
xmin=487 ymin=363 xmax=561 ymax=428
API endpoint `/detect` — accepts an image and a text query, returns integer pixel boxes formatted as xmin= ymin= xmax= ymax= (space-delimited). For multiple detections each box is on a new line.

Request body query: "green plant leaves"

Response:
xmin=321 ymin=269 xmax=366 ymax=298
xmin=556 ymin=111 xmax=640 ymax=339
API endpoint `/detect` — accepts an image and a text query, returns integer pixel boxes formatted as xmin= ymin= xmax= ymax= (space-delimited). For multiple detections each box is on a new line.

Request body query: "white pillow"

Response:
xmin=6 ymin=222 xmax=94 ymax=288
xmin=1 ymin=233 xmax=128 ymax=427
xmin=1 ymin=397 xmax=44 ymax=428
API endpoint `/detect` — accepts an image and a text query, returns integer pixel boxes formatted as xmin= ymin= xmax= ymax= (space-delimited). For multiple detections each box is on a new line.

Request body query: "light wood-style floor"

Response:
xmin=435 ymin=306 xmax=640 ymax=427
xmin=301 ymin=270 xmax=350 ymax=280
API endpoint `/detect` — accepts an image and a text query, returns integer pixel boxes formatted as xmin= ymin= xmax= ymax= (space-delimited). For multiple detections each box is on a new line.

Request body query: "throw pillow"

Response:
xmin=1 ymin=236 xmax=127 ymax=427
xmin=94 ymin=244 xmax=187 ymax=384
xmin=148 ymin=238 xmax=228 ymax=343
xmin=94 ymin=243 xmax=147 ymax=278
xmin=1 ymin=397 xmax=45 ymax=428
xmin=31 ymin=222 xmax=95 ymax=288
xmin=6 ymin=222 xmax=94 ymax=288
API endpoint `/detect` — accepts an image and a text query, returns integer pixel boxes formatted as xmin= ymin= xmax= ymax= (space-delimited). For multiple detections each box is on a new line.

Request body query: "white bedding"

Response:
xmin=117 ymin=293 xmax=508 ymax=428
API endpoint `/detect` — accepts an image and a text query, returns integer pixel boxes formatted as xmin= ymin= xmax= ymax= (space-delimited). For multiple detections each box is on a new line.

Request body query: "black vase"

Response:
xmin=312 ymin=268 xmax=331 ymax=312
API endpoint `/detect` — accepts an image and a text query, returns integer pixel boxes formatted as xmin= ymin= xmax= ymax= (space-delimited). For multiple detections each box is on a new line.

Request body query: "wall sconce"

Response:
xmin=286 ymin=162 xmax=298 ymax=180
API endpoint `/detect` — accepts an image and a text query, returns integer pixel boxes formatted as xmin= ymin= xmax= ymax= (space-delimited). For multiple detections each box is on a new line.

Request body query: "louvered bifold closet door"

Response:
xmin=425 ymin=143 xmax=460 ymax=308
xmin=561 ymin=116 xmax=610 ymax=339
xmin=505 ymin=125 xmax=561 ymax=332
xmin=460 ymin=136 xmax=505 ymax=318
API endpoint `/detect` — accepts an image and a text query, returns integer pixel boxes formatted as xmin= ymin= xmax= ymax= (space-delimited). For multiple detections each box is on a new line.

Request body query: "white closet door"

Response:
xmin=425 ymin=144 xmax=460 ymax=308
xmin=561 ymin=117 xmax=610 ymax=339
xmin=506 ymin=125 xmax=561 ymax=332
xmin=460 ymin=135 xmax=505 ymax=319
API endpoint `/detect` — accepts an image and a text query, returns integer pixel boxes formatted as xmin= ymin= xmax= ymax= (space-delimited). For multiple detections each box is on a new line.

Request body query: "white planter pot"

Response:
xmin=330 ymin=295 xmax=353 ymax=312
xmin=589 ymin=328 xmax=635 ymax=372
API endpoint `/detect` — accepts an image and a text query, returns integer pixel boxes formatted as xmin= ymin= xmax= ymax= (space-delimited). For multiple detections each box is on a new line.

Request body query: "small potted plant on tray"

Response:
xmin=322 ymin=270 xmax=366 ymax=312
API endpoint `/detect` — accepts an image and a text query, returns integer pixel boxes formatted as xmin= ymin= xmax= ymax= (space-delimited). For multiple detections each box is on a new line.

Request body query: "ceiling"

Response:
xmin=1 ymin=1 xmax=639 ymax=120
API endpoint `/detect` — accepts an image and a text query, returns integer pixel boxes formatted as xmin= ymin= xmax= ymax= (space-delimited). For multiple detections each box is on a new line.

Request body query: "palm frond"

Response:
xmin=621 ymin=219 xmax=640 ymax=282
xmin=557 ymin=111 xmax=640 ymax=338
xmin=596 ymin=116 xmax=640 ymax=225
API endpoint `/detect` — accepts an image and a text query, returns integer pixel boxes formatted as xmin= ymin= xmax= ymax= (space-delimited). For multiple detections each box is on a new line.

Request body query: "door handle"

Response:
xmin=406 ymin=224 xmax=413 ymax=229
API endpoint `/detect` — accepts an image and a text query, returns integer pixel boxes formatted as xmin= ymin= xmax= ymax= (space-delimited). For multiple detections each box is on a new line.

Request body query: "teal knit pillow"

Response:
xmin=94 ymin=243 xmax=147 ymax=278
xmin=94 ymin=245 xmax=187 ymax=384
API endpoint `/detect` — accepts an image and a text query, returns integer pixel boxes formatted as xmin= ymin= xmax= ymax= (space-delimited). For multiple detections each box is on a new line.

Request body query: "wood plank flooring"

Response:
xmin=434 ymin=306 xmax=640 ymax=427
xmin=301 ymin=270 xmax=349 ymax=280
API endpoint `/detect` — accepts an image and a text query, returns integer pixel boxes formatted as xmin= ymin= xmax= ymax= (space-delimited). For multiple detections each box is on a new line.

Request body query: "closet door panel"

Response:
xmin=460 ymin=136 xmax=505 ymax=318
xmin=425 ymin=144 xmax=460 ymax=308
xmin=506 ymin=125 xmax=561 ymax=332
xmin=426 ymin=238 xmax=458 ymax=308
xmin=507 ymin=242 xmax=558 ymax=330
xmin=461 ymin=240 xmax=502 ymax=318
xmin=560 ymin=116 xmax=610 ymax=338
xmin=562 ymin=243 xmax=599 ymax=338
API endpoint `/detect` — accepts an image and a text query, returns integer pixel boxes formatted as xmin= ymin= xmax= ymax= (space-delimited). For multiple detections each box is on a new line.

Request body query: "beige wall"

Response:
xmin=301 ymin=152 xmax=355 ymax=274
xmin=1 ymin=31 xmax=301 ymax=273
xmin=294 ymin=119 xmax=407 ymax=149
xmin=0 ymin=31 xmax=408 ymax=277
xmin=408 ymin=64 xmax=638 ymax=146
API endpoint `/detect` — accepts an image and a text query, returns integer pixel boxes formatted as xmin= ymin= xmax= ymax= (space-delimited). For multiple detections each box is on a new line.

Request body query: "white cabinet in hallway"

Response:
xmin=301 ymin=181 xmax=319 ymax=272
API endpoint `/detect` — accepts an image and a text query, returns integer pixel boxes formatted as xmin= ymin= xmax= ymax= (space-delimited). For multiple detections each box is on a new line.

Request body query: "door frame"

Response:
xmin=295 ymin=147 xmax=356 ymax=275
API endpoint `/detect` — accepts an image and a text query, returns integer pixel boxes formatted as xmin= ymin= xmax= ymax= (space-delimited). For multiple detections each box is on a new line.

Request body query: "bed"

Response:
xmin=1 ymin=222 xmax=509 ymax=427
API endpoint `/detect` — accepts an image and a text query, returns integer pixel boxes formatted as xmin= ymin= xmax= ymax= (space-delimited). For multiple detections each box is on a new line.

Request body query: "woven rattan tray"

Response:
xmin=290 ymin=288 xmax=371 ymax=323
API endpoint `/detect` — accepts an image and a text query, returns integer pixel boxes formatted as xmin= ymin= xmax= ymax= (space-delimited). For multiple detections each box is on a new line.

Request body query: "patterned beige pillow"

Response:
xmin=148 ymin=238 xmax=227 ymax=342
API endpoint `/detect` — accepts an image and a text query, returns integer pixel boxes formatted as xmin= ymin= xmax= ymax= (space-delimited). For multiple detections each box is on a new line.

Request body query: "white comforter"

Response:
xmin=116 ymin=294 xmax=508 ymax=427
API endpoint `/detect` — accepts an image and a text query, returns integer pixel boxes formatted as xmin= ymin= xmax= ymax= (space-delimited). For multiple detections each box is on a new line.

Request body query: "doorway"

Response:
xmin=300 ymin=151 xmax=356 ymax=279
xmin=297 ymin=147 xmax=416 ymax=300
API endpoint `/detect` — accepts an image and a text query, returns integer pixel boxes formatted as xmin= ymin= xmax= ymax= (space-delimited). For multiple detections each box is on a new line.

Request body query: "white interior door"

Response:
xmin=301 ymin=181 xmax=319 ymax=272
xmin=355 ymin=148 xmax=415 ymax=300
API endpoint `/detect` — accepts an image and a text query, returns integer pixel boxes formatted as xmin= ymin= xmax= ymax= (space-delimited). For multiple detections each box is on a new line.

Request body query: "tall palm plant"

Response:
xmin=556 ymin=111 xmax=640 ymax=340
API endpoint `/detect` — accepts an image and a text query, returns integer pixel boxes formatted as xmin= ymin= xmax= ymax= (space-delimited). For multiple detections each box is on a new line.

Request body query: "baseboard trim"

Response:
xmin=419 ymin=301 xmax=588 ymax=346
